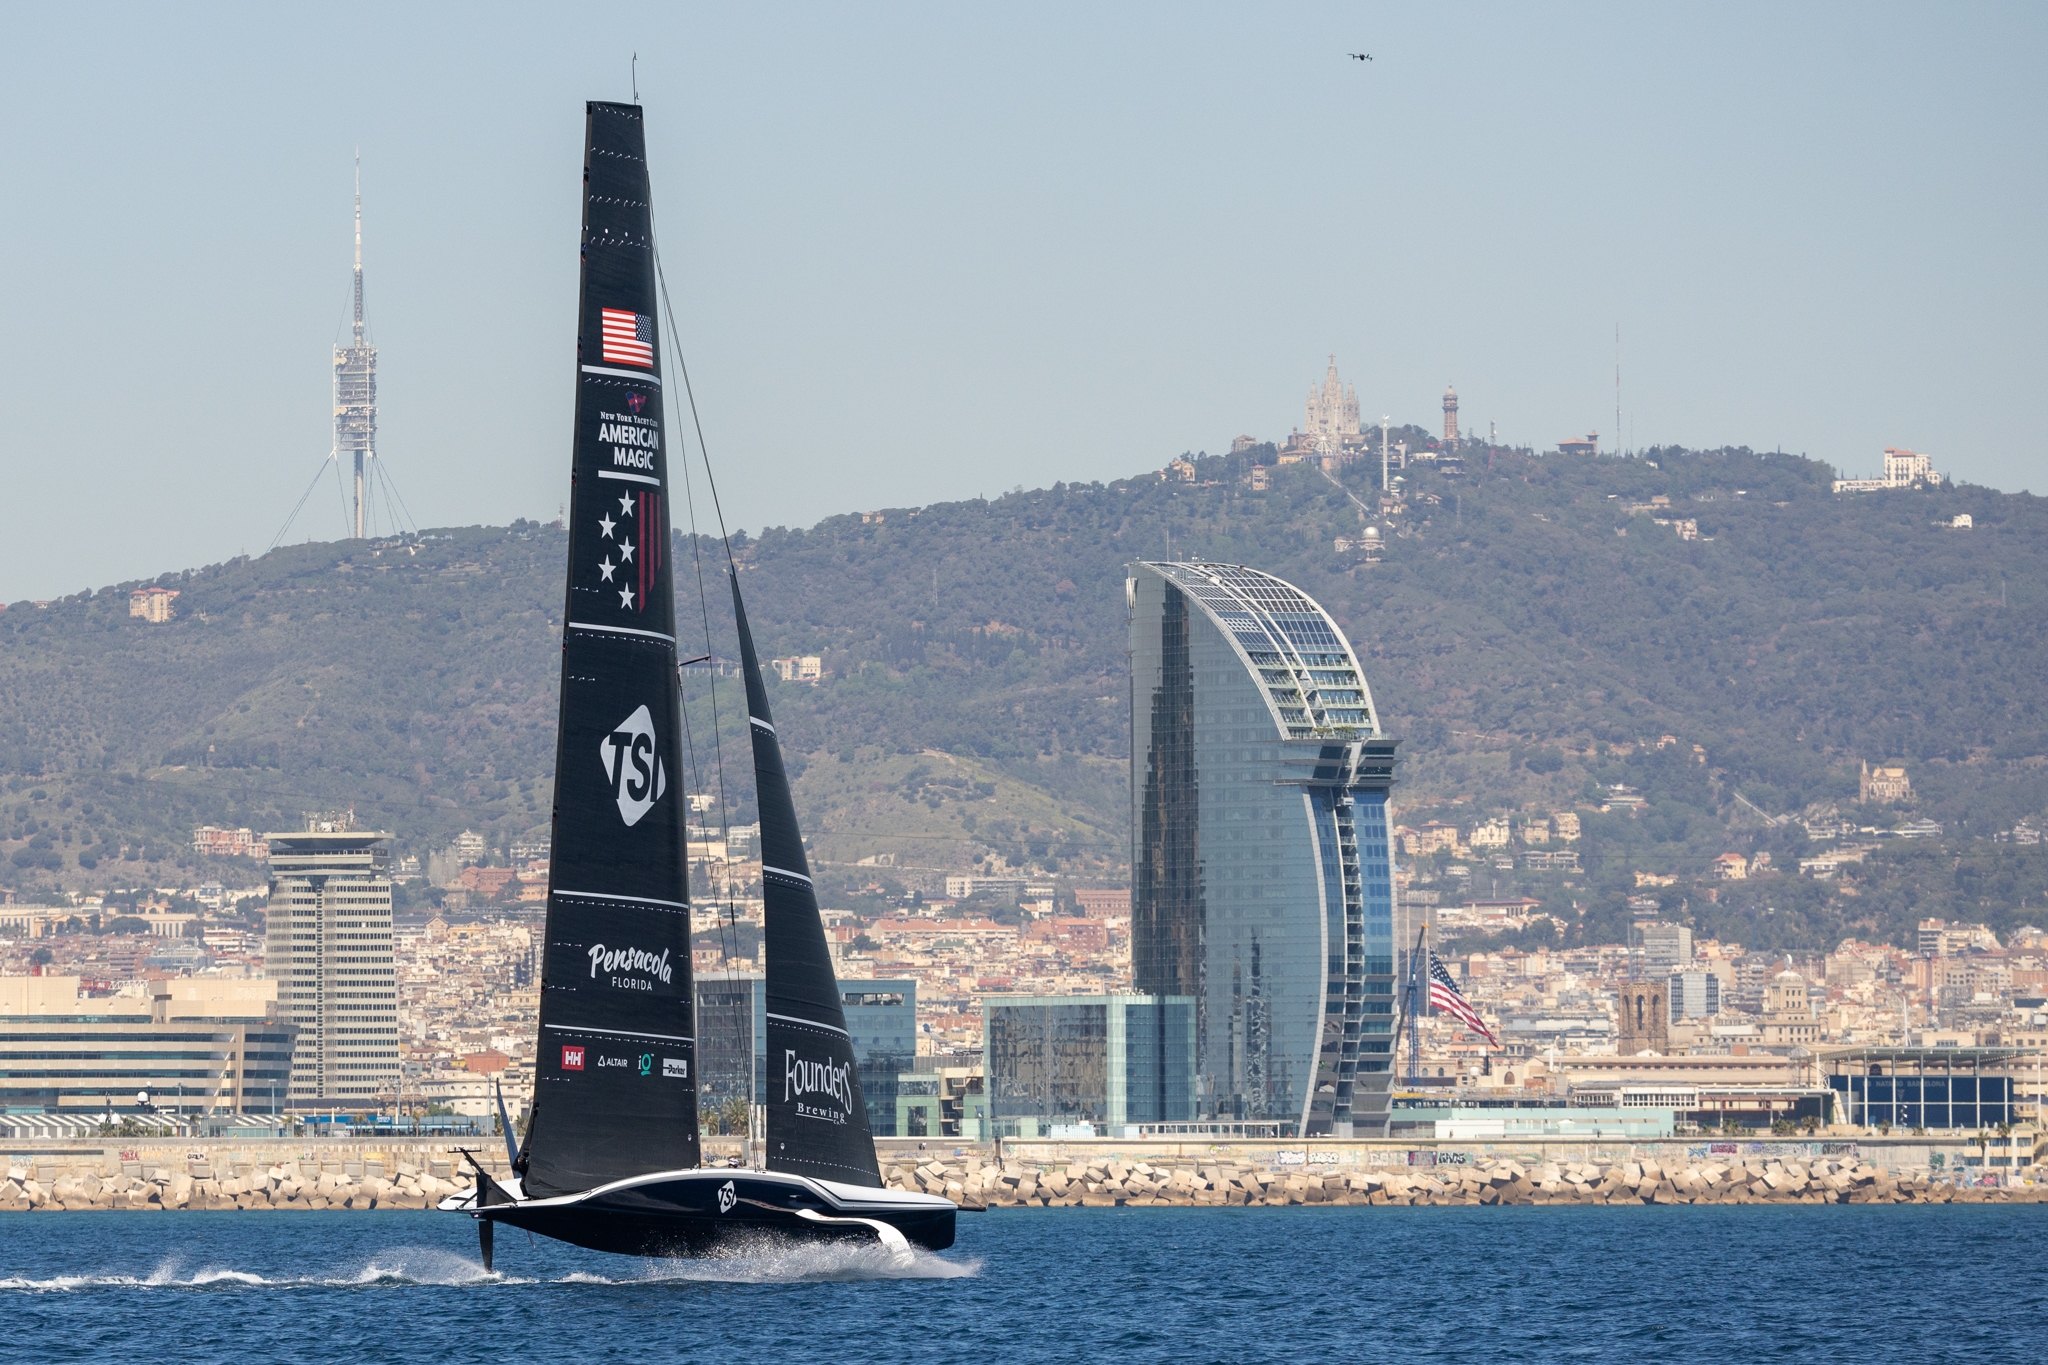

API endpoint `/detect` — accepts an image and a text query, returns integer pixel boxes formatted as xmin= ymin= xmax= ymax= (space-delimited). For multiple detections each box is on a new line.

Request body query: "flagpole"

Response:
xmin=1385 ymin=925 xmax=1428 ymax=1138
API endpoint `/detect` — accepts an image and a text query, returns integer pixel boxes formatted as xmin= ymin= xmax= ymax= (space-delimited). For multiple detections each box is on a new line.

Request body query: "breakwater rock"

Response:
xmin=0 ymin=1156 xmax=474 ymax=1211
xmin=885 ymin=1154 xmax=2047 ymax=1208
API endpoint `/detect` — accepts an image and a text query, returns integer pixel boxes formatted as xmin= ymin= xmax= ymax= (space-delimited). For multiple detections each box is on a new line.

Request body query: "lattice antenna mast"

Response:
xmin=335 ymin=152 xmax=378 ymax=539
xmin=353 ymin=158 xmax=365 ymax=346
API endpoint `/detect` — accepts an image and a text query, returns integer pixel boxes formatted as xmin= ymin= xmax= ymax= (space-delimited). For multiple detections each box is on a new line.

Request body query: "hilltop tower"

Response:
xmin=1305 ymin=356 xmax=1361 ymax=455
xmin=1442 ymin=384 xmax=1459 ymax=446
xmin=334 ymin=156 xmax=378 ymax=540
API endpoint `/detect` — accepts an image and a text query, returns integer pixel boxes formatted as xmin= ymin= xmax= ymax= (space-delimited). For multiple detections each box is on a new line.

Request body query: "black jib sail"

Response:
xmin=519 ymin=101 xmax=699 ymax=1199
xmin=731 ymin=575 xmax=884 ymax=1188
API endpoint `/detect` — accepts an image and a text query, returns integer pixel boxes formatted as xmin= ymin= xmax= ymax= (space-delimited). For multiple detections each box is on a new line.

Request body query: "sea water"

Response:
xmin=0 ymin=1205 xmax=2039 ymax=1363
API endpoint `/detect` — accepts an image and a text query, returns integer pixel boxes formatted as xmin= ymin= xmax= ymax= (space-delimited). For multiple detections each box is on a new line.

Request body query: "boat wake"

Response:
xmin=630 ymin=1237 xmax=981 ymax=1283
xmin=0 ymin=1248 xmax=527 ymax=1293
xmin=0 ymin=1241 xmax=976 ymax=1292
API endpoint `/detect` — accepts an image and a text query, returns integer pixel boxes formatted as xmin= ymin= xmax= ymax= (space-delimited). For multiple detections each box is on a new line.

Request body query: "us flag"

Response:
xmin=1428 ymin=951 xmax=1500 ymax=1048
xmin=600 ymin=308 xmax=654 ymax=367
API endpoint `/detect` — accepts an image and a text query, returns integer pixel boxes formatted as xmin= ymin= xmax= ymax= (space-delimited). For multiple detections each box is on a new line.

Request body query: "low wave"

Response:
xmin=0 ymin=1239 xmax=975 ymax=1291
xmin=0 ymin=1247 xmax=528 ymax=1293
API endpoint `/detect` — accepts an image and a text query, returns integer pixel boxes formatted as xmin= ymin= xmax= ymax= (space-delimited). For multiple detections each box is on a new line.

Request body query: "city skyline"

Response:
xmin=3 ymin=5 xmax=2044 ymax=601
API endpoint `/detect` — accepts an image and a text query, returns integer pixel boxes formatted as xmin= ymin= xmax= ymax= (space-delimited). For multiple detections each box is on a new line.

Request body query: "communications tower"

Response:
xmin=334 ymin=156 xmax=377 ymax=539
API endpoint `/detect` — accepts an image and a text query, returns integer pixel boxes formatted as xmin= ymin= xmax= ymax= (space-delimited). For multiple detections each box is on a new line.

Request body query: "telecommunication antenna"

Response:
xmin=337 ymin=154 xmax=377 ymax=540
xmin=1614 ymin=323 xmax=1622 ymax=458
xmin=1379 ymin=415 xmax=1389 ymax=493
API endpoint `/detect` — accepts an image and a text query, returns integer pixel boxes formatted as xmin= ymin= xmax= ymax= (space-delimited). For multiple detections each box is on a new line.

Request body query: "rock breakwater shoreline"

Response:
xmin=0 ymin=1156 xmax=473 ymax=1212
xmin=886 ymin=1154 xmax=2048 ymax=1208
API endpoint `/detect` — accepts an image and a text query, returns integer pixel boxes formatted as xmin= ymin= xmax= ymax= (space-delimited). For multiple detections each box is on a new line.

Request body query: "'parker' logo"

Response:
xmin=601 ymin=704 xmax=667 ymax=826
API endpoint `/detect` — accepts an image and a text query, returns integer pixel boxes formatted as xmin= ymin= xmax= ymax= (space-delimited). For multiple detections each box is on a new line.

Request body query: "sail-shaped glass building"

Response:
xmin=1128 ymin=561 xmax=1398 ymax=1137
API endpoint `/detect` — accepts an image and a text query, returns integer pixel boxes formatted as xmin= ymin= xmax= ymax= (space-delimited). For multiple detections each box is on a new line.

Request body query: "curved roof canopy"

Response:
xmin=1138 ymin=561 xmax=1381 ymax=741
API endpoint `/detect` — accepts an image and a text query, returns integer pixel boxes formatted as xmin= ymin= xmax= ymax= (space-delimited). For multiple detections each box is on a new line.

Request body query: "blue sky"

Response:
xmin=2 ymin=3 xmax=2041 ymax=599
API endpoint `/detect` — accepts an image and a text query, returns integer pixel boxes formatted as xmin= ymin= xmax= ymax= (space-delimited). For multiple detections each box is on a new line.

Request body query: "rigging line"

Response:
xmin=271 ymin=454 xmax=337 ymax=551
xmin=373 ymin=455 xmax=419 ymax=536
xmin=650 ymin=219 xmax=749 ymax=1135
xmin=651 ymin=231 xmax=734 ymax=568
xmin=332 ymin=453 xmax=353 ymax=541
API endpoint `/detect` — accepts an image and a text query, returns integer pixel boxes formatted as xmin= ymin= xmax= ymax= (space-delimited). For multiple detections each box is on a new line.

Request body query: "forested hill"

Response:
xmin=3 ymin=444 xmax=2045 ymax=950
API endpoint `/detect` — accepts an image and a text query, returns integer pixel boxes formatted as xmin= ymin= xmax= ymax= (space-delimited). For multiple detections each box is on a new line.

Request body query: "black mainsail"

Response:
xmin=731 ymin=577 xmax=884 ymax=1188
xmin=519 ymin=101 xmax=699 ymax=1199
xmin=455 ymin=100 xmax=953 ymax=1267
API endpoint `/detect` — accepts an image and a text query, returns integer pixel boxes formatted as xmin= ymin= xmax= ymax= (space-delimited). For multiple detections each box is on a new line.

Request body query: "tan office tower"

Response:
xmin=264 ymin=820 xmax=400 ymax=1109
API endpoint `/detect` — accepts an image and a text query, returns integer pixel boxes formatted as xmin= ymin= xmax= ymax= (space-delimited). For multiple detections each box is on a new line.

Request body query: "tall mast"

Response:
xmin=353 ymin=155 xmax=365 ymax=348
xmin=335 ymin=152 xmax=377 ymax=540
xmin=352 ymin=156 xmax=364 ymax=536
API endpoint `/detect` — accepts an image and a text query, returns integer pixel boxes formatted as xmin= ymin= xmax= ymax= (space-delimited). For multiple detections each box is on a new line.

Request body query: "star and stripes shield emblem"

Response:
xmin=1428 ymin=950 xmax=1500 ymax=1048
xmin=600 ymin=308 xmax=654 ymax=367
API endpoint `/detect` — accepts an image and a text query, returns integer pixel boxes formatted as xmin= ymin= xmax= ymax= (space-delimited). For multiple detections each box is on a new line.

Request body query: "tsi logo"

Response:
xmin=561 ymin=1046 xmax=586 ymax=1072
xmin=718 ymin=1180 xmax=736 ymax=1214
xmin=662 ymin=1057 xmax=688 ymax=1079
xmin=600 ymin=704 xmax=667 ymax=826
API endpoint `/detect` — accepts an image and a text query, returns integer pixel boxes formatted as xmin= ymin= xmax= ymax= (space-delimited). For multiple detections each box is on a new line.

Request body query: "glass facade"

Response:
xmin=982 ymin=994 xmax=1196 ymax=1137
xmin=842 ymin=980 xmax=916 ymax=1137
xmin=1829 ymin=1073 xmax=2017 ymax=1129
xmin=694 ymin=973 xmax=765 ymax=1112
xmin=1130 ymin=561 xmax=1398 ymax=1137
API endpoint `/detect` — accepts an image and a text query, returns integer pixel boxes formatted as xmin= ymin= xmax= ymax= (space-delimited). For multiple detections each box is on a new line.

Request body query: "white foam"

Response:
xmin=0 ymin=1238 xmax=976 ymax=1291
xmin=634 ymin=1236 xmax=980 ymax=1284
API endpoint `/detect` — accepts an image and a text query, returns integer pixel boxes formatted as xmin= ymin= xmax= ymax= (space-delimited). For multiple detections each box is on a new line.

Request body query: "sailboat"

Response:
xmin=443 ymin=100 xmax=955 ymax=1268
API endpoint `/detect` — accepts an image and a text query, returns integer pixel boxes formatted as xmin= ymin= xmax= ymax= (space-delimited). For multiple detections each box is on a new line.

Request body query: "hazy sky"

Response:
xmin=3 ymin=3 xmax=2042 ymax=601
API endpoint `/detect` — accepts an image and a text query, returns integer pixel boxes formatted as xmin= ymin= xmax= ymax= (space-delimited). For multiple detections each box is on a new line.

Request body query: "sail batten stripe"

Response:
xmin=568 ymin=622 xmax=676 ymax=642
xmin=580 ymin=364 xmax=661 ymax=384
xmin=767 ymin=1012 xmax=849 ymax=1038
xmin=545 ymin=1024 xmax=695 ymax=1044
xmin=598 ymin=470 xmax=662 ymax=487
xmin=762 ymin=865 xmax=813 ymax=885
xmin=552 ymin=888 xmax=690 ymax=911
xmin=749 ymin=715 xmax=775 ymax=733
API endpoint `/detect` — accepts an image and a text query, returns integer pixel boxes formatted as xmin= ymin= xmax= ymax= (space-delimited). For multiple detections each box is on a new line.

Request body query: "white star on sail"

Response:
xmin=598 ymin=513 xmax=616 ymax=538
xmin=598 ymin=557 xmax=616 ymax=582
xmin=619 ymin=491 xmax=635 ymax=516
xmin=619 ymin=585 xmax=635 ymax=608
xmin=618 ymin=539 xmax=634 ymax=563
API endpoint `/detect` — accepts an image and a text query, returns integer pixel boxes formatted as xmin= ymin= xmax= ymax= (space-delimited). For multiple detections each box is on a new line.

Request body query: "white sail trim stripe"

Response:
xmin=581 ymin=364 xmax=661 ymax=385
xmin=761 ymin=865 xmax=813 ymax=885
xmin=568 ymin=622 xmax=676 ymax=642
xmin=597 ymin=470 xmax=662 ymax=487
xmin=544 ymin=1023 xmax=695 ymax=1044
xmin=552 ymin=887 xmax=690 ymax=911
xmin=767 ymin=1011 xmax=849 ymax=1038
xmin=749 ymin=715 xmax=775 ymax=733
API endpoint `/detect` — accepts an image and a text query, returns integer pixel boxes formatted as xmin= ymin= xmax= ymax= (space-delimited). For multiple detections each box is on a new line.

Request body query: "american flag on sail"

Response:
xmin=600 ymin=308 xmax=654 ymax=367
xmin=1428 ymin=950 xmax=1500 ymax=1048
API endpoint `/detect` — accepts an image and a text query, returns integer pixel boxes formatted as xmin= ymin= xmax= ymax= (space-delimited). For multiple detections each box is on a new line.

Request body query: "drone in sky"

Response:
xmin=1348 ymin=52 xmax=1372 ymax=61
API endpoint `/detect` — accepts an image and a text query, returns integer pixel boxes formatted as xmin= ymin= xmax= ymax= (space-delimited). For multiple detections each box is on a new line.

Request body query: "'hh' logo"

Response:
xmin=601 ymin=704 xmax=667 ymax=827
xmin=561 ymin=1046 xmax=586 ymax=1071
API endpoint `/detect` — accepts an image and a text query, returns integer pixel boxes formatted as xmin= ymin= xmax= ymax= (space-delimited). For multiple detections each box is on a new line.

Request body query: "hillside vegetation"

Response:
xmin=2 ymin=444 xmax=2043 ymax=951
